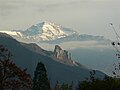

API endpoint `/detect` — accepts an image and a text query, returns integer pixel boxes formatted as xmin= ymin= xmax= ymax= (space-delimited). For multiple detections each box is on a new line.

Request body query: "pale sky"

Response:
xmin=0 ymin=0 xmax=120 ymax=40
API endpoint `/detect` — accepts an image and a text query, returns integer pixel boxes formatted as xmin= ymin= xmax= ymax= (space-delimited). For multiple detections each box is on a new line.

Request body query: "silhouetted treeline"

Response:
xmin=32 ymin=62 xmax=120 ymax=90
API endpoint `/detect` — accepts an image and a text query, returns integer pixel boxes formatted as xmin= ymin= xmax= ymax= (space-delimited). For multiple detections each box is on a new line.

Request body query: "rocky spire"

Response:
xmin=54 ymin=45 xmax=68 ymax=60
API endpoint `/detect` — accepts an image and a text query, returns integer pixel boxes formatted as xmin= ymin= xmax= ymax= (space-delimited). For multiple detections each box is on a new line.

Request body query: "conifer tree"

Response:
xmin=33 ymin=62 xmax=50 ymax=90
xmin=54 ymin=81 xmax=59 ymax=90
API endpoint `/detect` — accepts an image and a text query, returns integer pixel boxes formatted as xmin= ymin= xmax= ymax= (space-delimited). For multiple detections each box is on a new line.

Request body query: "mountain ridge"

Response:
xmin=0 ymin=33 xmax=106 ymax=87
xmin=0 ymin=21 xmax=110 ymax=44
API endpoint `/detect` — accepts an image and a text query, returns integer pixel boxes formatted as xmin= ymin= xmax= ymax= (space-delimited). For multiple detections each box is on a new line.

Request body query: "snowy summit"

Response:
xmin=0 ymin=21 xmax=76 ymax=42
xmin=0 ymin=21 xmax=109 ymax=44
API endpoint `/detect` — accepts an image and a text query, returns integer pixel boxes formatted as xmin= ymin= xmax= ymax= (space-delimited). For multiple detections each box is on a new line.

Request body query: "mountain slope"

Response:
xmin=0 ymin=33 xmax=106 ymax=87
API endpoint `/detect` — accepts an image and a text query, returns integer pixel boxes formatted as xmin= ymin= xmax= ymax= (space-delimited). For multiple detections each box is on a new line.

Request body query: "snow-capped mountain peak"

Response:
xmin=0 ymin=21 xmax=109 ymax=44
xmin=42 ymin=21 xmax=66 ymax=35
xmin=0 ymin=30 xmax=23 ymax=37
xmin=40 ymin=21 xmax=67 ymax=40
xmin=10 ymin=21 xmax=74 ymax=42
xmin=0 ymin=21 xmax=75 ymax=42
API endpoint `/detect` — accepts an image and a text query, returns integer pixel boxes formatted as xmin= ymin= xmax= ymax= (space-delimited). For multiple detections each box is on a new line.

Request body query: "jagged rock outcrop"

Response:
xmin=53 ymin=45 xmax=79 ymax=66
xmin=54 ymin=45 xmax=70 ymax=60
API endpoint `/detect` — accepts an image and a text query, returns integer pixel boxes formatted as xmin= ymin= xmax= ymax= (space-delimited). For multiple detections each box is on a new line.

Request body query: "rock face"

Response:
xmin=54 ymin=45 xmax=69 ymax=60
xmin=53 ymin=45 xmax=78 ymax=66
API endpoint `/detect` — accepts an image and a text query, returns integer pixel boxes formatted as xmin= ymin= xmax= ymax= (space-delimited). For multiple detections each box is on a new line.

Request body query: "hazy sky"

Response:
xmin=0 ymin=0 xmax=120 ymax=40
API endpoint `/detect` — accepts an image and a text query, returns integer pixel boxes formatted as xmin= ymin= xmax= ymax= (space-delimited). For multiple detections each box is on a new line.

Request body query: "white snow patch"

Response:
xmin=0 ymin=31 xmax=22 ymax=37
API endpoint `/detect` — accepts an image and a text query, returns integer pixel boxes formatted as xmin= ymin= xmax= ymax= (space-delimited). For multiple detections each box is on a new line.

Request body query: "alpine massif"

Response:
xmin=0 ymin=21 xmax=109 ymax=44
xmin=0 ymin=21 xmax=112 ymax=76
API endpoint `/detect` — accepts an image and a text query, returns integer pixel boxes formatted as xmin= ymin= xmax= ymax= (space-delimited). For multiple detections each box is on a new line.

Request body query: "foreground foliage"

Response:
xmin=0 ymin=45 xmax=32 ymax=90
xmin=77 ymin=76 xmax=120 ymax=90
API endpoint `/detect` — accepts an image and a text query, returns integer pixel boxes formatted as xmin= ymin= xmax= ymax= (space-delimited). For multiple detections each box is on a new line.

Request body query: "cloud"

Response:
xmin=38 ymin=41 xmax=110 ymax=51
xmin=0 ymin=0 xmax=95 ymax=17
xmin=0 ymin=0 xmax=27 ymax=17
xmin=17 ymin=0 xmax=85 ymax=13
xmin=0 ymin=0 xmax=118 ymax=17
xmin=0 ymin=0 xmax=68 ymax=15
